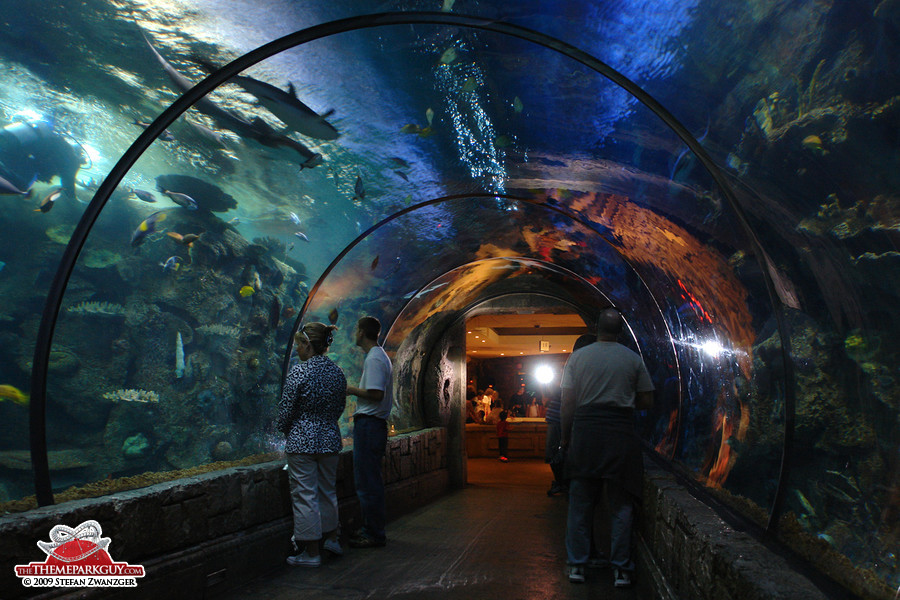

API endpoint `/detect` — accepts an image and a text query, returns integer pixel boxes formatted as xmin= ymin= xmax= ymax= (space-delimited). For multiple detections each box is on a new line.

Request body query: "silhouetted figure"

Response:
xmin=560 ymin=309 xmax=654 ymax=586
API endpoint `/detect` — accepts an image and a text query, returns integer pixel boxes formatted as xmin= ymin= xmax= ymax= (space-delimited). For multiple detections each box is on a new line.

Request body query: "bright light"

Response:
xmin=700 ymin=341 xmax=725 ymax=357
xmin=535 ymin=365 xmax=554 ymax=384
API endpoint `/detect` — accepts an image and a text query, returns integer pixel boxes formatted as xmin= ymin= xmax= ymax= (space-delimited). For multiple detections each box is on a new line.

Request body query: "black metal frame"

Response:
xmin=28 ymin=12 xmax=794 ymax=538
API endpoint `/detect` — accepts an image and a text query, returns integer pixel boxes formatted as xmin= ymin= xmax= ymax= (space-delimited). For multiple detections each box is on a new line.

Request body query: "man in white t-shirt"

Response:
xmin=346 ymin=316 xmax=393 ymax=548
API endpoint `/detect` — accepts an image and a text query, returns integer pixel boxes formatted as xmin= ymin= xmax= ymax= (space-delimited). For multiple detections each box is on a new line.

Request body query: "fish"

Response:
xmin=183 ymin=118 xmax=225 ymax=146
xmin=132 ymin=189 xmax=157 ymax=203
xmin=132 ymin=119 xmax=175 ymax=142
xmin=426 ymin=107 xmax=435 ymax=126
xmin=34 ymin=187 xmax=63 ymax=213
xmin=294 ymin=231 xmax=310 ymax=242
xmin=239 ymin=285 xmax=256 ymax=297
xmin=0 ymin=174 xmax=30 ymax=196
xmin=371 ymin=255 xmax=379 ymax=270
xmin=142 ymin=32 xmax=257 ymax=135
xmin=389 ymin=156 xmax=411 ymax=169
xmin=462 ymin=77 xmax=478 ymax=92
xmin=167 ymin=232 xmax=201 ymax=247
xmin=441 ymin=0 xmax=455 ymax=11
xmin=0 ymin=384 xmax=29 ymax=405
xmin=400 ymin=124 xmax=421 ymax=134
xmin=802 ymin=134 xmax=827 ymax=156
xmin=192 ymin=57 xmax=339 ymax=140
xmin=161 ymin=189 xmax=199 ymax=210
xmin=394 ymin=170 xmax=408 ymax=182
xmin=0 ymin=121 xmax=83 ymax=200
xmin=328 ymin=307 xmax=339 ymax=324
xmin=246 ymin=116 xmax=324 ymax=169
xmin=227 ymin=217 xmax=241 ymax=225
xmin=0 ymin=260 xmax=5 ymax=272
xmin=130 ymin=210 xmax=168 ymax=247
xmin=354 ymin=174 xmax=365 ymax=200
xmin=403 ymin=194 xmax=413 ymax=205
xmin=160 ymin=256 xmax=182 ymax=271
xmin=287 ymin=242 xmax=295 ymax=252
xmin=513 ymin=96 xmax=524 ymax=113
xmin=439 ymin=47 xmax=458 ymax=65
xmin=289 ymin=211 xmax=301 ymax=226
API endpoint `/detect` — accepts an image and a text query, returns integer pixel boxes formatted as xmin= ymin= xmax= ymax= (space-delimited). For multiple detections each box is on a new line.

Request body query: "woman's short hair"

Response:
xmin=296 ymin=322 xmax=338 ymax=355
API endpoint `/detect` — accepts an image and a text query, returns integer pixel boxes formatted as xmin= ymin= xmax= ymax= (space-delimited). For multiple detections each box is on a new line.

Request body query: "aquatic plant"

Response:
xmin=67 ymin=301 xmax=126 ymax=316
xmin=102 ymin=389 xmax=160 ymax=403
xmin=793 ymin=59 xmax=826 ymax=118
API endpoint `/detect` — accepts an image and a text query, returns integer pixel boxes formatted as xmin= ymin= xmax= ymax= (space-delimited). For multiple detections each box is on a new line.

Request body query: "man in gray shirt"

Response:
xmin=560 ymin=308 xmax=654 ymax=586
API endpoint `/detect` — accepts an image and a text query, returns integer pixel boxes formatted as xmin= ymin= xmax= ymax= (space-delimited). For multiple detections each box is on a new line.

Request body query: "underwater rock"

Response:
xmin=45 ymin=224 xmax=75 ymax=245
xmin=155 ymin=174 xmax=237 ymax=213
xmin=211 ymin=440 xmax=233 ymax=460
xmin=82 ymin=249 xmax=123 ymax=269
xmin=0 ymin=449 xmax=91 ymax=471
xmin=48 ymin=347 xmax=80 ymax=376
xmin=122 ymin=433 xmax=150 ymax=458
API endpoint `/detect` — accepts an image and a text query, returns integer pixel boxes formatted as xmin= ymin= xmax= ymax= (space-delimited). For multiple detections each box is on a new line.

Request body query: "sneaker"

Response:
xmin=323 ymin=537 xmax=343 ymax=556
xmin=568 ymin=565 xmax=585 ymax=584
xmin=614 ymin=568 xmax=632 ymax=588
xmin=286 ymin=551 xmax=321 ymax=567
xmin=348 ymin=534 xmax=386 ymax=548
xmin=547 ymin=481 xmax=564 ymax=496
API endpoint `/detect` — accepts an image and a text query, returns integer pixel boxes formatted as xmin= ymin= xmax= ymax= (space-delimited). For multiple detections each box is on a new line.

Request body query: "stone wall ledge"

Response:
xmin=0 ymin=427 xmax=448 ymax=600
xmin=641 ymin=459 xmax=831 ymax=600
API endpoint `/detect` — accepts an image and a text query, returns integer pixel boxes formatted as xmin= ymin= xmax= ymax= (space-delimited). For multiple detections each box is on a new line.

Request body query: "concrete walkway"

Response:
xmin=221 ymin=458 xmax=650 ymax=600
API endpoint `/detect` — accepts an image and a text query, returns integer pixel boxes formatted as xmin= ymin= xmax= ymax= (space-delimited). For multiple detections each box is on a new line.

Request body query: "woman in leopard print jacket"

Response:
xmin=275 ymin=322 xmax=347 ymax=566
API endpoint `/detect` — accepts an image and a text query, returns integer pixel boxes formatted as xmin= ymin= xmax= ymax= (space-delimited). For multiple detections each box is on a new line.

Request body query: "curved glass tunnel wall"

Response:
xmin=0 ymin=7 xmax=894 ymax=595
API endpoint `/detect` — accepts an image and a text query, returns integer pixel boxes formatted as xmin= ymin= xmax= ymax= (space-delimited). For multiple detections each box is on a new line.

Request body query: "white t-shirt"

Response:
xmin=354 ymin=345 xmax=393 ymax=420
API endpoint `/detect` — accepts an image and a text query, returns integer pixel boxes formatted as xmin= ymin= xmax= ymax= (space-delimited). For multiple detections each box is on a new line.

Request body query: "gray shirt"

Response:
xmin=561 ymin=341 xmax=654 ymax=409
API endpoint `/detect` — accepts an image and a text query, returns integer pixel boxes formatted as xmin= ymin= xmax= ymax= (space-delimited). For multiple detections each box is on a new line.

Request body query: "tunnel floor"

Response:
xmin=220 ymin=458 xmax=651 ymax=600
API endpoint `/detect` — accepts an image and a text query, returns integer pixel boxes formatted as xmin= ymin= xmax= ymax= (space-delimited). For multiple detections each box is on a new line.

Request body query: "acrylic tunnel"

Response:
xmin=0 ymin=2 xmax=897 ymax=599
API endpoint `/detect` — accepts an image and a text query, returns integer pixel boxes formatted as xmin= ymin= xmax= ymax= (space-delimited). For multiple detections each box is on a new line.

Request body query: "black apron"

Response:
xmin=565 ymin=405 xmax=643 ymax=503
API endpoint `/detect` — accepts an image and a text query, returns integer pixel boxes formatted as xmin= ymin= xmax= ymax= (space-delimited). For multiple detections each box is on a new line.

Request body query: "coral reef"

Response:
xmin=67 ymin=301 xmax=126 ymax=317
xmin=196 ymin=324 xmax=241 ymax=337
xmin=102 ymin=389 xmax=160 ymax=403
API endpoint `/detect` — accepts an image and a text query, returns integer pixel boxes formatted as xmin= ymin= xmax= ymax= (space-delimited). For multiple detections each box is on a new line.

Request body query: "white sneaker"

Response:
xmin=286 ymin=551 xmax=321 ymax=567
xmin=323 ymin=537 xmax=343 ymax=556
xmin=568 ymin=565 xmax=585 ymax=583
xmin=614 ymin=568 xmax=632 ymax=587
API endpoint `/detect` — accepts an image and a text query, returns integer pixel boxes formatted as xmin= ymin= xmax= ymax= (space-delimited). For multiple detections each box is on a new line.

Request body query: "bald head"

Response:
xmin=596 ymin=308 xmax=623 ymax=339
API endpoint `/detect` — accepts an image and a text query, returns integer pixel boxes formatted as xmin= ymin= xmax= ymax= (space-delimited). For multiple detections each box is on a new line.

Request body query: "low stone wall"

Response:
xmin=0 ymin=428 xmax=448 ymax=600
xmin=640 ymin=459 xmax=831 ymax=600
xmin=464 ymin=420 xmax=547 ymax=458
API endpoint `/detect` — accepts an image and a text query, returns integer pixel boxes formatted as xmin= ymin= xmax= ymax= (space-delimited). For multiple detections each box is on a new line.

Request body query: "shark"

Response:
xmin=192 ymin=57 xmax=338 ymax=141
